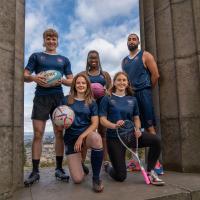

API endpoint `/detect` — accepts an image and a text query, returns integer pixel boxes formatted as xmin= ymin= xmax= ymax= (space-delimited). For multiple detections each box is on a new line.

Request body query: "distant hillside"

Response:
xmin=24 ymin=132 xmax=54 ymax=145
xmin=24 ymin=131 xmax=54 ymax=135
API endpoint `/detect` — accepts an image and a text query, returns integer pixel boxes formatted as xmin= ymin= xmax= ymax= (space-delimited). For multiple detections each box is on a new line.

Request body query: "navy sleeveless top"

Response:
xmin=122 ymin=50 xmax=151 ymax=91
xmin=88 ymin=73 xmax=106 ymax=87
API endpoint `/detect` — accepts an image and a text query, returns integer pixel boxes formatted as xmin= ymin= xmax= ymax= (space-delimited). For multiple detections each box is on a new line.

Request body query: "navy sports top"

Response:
xmin=88 ymin=73 xmax=106 ymax=87
xmin=99 ymin=94 xmax=139 ymax=139
xmin=122 ymin=50 xmax=151 ymax=91
xmin=25 ymin=52 xmax=72 ymax=96
xmin=61 ymin=97 xmax=98 ymax=138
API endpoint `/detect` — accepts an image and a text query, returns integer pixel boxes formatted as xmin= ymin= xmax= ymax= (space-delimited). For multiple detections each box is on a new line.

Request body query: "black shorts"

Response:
xmin=31 ymin=93 xmax=64 ymax=120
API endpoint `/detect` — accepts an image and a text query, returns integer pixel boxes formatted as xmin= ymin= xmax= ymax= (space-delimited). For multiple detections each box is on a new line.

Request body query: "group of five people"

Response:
xmin=24 ymin=28 xmax=165 ymax=192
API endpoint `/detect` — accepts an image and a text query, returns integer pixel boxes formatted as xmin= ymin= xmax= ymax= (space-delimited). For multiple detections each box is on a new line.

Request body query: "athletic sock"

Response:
xmin=56 ymin=156 xmax=63 ymax=169
xmin=91 ymin=148 xmax=103 ymax=181
xmin=32 ymin=159 xmax=40 ymax=173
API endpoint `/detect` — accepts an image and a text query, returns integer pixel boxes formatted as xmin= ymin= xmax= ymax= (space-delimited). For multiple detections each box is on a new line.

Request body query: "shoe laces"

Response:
xmin=150 ymin=170 xmax=162 ymax=181
xmin=29 ymin=171 xmax=39 ymax=178
xmin=57 ymin=168 xmax=65 ymax=174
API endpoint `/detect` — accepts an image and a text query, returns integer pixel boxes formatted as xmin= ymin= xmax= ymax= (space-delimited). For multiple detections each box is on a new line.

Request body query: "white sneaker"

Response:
xmin=148 ymin=170 xmax=165 ymax=186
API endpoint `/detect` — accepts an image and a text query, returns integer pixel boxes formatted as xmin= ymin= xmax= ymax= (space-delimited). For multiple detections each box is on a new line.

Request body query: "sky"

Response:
xmin=24 ymin=0 xmax=140 ymax=133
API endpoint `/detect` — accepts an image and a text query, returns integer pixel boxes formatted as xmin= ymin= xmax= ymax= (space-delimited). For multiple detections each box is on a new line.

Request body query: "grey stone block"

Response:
xmin=192 ymin=0 xmax=200 ymax=52
xmin=12 ymin=127 xmax=24 ymax=187
xmin=161 ymin=118 xmax=182 ymax=171
xmin=14 ymin=59 xmax=24 ymax=127
xmin=154 ymin=1 xmax=174 ymax=63
xmin=143 ymin=0 xmax=154 ymax=20
xmin=149 ymin=193 xmax=190 ymax=200
xmin=0 ymin=1 xmax=16 ymax=52
xmin=14 ymin=0 xmax=25 ymax=61
xmin=171 ymin=0 xmax=196 ymax=57
xmin=0 ymin=49 xmax=14 ymax=126
xmin=0 ymin=127 xmax=13 ymax=195
xmin=181 ymin=117 xmax=200 ymax=173
xmin=159 ymin=61 xmax=179 ymax=118
xmin=176 ymin=56 xmax=200 ymax=117
xmin=191 ymin=190 xmax=200 ymax=200
xmin=154 ymin=0 xmax=170 ymax=11
xmin=142 ymin=0 xmax=157 ymax=56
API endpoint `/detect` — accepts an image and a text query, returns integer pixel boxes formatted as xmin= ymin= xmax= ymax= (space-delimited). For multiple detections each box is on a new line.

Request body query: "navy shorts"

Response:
xmin=31 ymin=93 xmax=64 ymax=120
xmin=135 ymin=88 xmax=156 ymax=129
xmin=64 ymin=135 xmax=86 ymax=155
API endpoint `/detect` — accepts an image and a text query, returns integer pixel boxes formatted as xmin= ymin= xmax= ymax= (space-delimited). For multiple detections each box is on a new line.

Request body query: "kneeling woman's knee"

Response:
xmin=72 ymin=176 xmax=84 ymax=184
xmin=90 ymin=133 xmax=103 ymax=149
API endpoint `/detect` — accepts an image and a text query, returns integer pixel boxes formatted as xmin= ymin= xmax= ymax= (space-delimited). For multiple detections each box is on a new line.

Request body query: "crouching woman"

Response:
xmin=62 ymin=73 xmax=104 ymax=192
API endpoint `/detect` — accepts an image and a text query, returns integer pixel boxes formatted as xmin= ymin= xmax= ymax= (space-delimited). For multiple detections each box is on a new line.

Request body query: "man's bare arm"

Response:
xmin=143 ymin=51 xmax=160 ymax=88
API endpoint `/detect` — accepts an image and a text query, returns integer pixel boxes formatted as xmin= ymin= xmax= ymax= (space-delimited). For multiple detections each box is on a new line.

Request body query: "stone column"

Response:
xmin=0 ymin=0 xmax=25 ymax=199
xmin=139 ymin=0 xmax=200 ymax=172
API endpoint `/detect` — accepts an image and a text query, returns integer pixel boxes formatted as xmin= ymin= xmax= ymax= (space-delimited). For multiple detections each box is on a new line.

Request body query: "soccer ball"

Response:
xmin=52 ymin=105 xmax=75 ymax=128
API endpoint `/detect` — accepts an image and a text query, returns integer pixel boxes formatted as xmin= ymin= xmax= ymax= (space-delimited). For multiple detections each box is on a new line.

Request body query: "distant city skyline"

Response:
xmin=24 ymin=0 xmax=140 ymax=132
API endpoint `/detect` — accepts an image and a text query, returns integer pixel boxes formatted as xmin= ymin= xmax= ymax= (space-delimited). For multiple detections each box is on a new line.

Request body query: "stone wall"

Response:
xmin=0 ymin=0 xmax=25 ymax=199
xmin=140 ymin=0 xmax=200 ymax=172
xmin=0 ymin=0 xmax=200 ymax=199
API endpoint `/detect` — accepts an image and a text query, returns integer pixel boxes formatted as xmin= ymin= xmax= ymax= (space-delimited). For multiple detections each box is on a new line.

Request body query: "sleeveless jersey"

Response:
xmin=88 ymin=73 xmax=106 ymax=87
xmin=122 ymin=50 xmax=151 ymax=91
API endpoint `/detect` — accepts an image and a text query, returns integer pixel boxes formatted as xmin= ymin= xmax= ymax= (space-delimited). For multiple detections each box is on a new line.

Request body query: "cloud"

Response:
xmin=63 ymin=20 xmax=140 ymax=74
xmin=24 ymin=0 xmax=140 ymax=132
xmin=75 ymin=0 xmax=138 ymax=26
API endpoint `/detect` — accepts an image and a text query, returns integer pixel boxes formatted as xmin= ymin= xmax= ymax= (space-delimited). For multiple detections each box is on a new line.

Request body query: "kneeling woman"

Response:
xmin=99 ymin=72 xmax=165 ymax=186
xmin=62 ymin=73 xmax=104 ymax=192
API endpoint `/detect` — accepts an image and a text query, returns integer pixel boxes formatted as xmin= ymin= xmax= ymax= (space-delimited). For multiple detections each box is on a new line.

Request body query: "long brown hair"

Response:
xmin=67 ymin=73 xmax=94 ymax=105
xmin=109 ymin=71 xmax=134 ymax=96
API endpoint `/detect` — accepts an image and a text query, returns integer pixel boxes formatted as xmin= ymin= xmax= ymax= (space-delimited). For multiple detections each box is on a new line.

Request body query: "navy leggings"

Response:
xmin=106 ymin=132 xmax=161 ymax=182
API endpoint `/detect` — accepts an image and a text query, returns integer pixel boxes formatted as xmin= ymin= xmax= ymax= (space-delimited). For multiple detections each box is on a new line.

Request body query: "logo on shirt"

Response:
xmin=110 ymin=99 xmax=116 ymax=105
xmin=127 ymin=100 xmax=134 ymax=106
xmin=57 ymin=58 xmax=63 ymax=63
xmin=40 ymin=55 xmax=46 ymax=61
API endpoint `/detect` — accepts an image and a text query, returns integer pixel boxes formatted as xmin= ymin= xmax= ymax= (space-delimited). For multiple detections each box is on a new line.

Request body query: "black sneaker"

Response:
xmin=24 ymin=171 xmax=40 ymax=187
xmin=82 ymin=163 xmax=89 ymax=175
xmin=55 ymin=168 xmax=70 ymax=182
xmin=92 ymin=179 xmax=104 ymax=193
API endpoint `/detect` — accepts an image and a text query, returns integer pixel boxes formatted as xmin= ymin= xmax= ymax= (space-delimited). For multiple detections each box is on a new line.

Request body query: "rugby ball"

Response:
xmin=91 ymin=83 xmax=105 ymax=99
xmin=40 ymin=70 xmax=62 ymax=86
xmin=52 ymin=105 xmax=75 ymax=129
